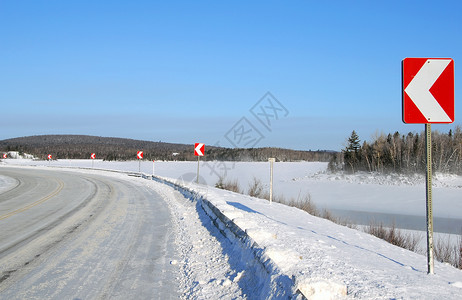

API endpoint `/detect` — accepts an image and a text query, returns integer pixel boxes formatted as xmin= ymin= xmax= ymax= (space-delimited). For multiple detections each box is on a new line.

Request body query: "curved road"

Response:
xmin=0 ymin=166 xmax=179 ymax=299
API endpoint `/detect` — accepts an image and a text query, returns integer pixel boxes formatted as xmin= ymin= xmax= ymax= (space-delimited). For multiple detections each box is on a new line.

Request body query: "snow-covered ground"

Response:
xmin=2 ymin=159 xmax=462 ymax=298
xmin=178 ymin=179 xmax=462 ymax=299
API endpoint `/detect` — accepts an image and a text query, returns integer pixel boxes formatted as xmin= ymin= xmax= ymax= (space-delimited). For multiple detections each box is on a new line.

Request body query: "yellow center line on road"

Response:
xmin=0 ymin=178 xmax=65 ymax=221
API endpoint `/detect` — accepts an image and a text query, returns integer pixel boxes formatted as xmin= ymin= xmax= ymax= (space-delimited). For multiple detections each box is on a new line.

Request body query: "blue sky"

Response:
xmin=1 ymin=0 xmax=461 ymax=151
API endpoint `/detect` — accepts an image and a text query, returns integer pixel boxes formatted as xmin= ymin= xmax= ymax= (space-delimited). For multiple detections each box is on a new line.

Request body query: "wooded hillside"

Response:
xmin=0 ymin=135 xmax=333 ymax=162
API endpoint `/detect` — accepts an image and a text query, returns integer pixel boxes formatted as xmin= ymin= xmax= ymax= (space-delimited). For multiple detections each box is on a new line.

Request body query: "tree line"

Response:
xmin=0 ymin=135 xmax=332 ymax=162
xmin=330 ymin=126 xmax=462 ymax=174
xmin=205 ymin=147 xmax=332 ymax=162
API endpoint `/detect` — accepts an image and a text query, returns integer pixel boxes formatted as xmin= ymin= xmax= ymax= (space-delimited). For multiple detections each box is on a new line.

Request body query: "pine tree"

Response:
xmin=343 ymin=130 xmax=361 ymax=173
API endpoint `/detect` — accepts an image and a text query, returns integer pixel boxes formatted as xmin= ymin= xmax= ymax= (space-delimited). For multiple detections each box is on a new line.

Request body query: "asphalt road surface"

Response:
xmin=0 ymin=166 xmax=179 ymax=299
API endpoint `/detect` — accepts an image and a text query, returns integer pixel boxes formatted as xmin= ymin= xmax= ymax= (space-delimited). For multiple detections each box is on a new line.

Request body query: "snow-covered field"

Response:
xmin=2 ymin=158 xmax=462 ymax=298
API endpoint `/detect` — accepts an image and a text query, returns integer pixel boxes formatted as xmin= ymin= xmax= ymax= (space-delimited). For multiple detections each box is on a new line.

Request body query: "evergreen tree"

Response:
xmin=346 ymin=130 xmax=361 ymax=152
xmin=343 ymin=130 xmax=361 ymax=173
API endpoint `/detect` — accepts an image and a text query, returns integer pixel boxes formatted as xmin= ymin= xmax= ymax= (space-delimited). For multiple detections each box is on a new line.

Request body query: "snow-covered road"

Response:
xmin=0 ymin=167 xmax=179 ymax=299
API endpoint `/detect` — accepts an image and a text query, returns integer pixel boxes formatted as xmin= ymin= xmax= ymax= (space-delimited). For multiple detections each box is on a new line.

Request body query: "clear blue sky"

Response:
xmin=1 ymin=0 xmax=461 ymax=151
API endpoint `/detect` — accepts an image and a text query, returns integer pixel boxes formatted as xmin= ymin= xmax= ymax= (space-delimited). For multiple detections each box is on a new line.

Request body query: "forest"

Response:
xmin=331 ymin=126 xmax=462 ymax=175
xmin=0 ymin=135 xmax=332 ymax=162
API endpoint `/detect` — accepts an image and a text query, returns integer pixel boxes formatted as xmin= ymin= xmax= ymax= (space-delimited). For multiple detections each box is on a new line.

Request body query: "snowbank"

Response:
xmin=1 ymin=151 xmax=35 ymax=159
xmin=152 ymin=175 xmax=462 ymax=299
xmin=152 ymin=175 xmax=312 ymax=299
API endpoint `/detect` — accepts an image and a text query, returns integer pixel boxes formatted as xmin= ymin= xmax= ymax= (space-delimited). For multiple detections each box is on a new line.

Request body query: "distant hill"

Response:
xmin=0 ymin=135 xmax=334 ymax=162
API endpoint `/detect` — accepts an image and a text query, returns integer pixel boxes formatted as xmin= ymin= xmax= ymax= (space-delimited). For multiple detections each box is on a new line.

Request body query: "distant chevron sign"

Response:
xmin=402 ymin=58 xmax=454 ymax=124
xmin=194 ymin=143 xmax=205 ymax=156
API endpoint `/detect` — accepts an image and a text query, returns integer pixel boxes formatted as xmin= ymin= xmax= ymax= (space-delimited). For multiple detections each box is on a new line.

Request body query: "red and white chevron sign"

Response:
xmin=402 ymin=58 xmax=454 ymax=124
xmin=90 ymin=153 xmax=96 ymax=159
xmin=137 ymin=151 xmax=143 ymax=159
xmin=47 ymin=154 xmax=52 ymax=160
xmin=194 ymin=143 xmax=205 ymax=156
xmin=2 ymin=153 xmax=7 ymax=159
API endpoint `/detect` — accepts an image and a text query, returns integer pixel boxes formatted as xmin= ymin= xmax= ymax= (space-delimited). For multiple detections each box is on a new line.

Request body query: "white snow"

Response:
xmin=1 ymin=151 xmax=35 ymax=160
xmin=2 ymin=159 xmax=462 ymax=298
xmin=171 ymin=176 xmax=462 ymax=299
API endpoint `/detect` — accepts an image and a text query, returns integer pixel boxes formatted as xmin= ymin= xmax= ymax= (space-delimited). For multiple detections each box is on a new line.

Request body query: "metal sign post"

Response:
xmin=196 ymin=156 xmax=200 ymax=184
xmin=269 ymin=158 xmax=275 ymax=204
xmin=152 ymin=160 xmax=155 ymax=176
xmin=137 ymin=151 xmax=143 ymax=173
xmin=402 ymin=58 xmax=454 ymax=274
xmin=91 ymin=153 xmax=95 ymax=168
xmin=194 ymin=143 xmax=205 ymax=184
xmin=425 ymin=124 xmax=434 ymax=274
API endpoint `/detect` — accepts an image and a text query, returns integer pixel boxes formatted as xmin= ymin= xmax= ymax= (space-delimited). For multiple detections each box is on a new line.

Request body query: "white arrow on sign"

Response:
xmin=195 ymin=143 xmax=204 ymax=156
xmin=404 ymin=59 xmax=452 ymax=122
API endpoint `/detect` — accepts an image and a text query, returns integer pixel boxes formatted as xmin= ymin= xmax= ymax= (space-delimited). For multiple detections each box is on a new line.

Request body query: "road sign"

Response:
xmin=402 ymin=58 xmax=454 ymax=124
xmin=402 ymin=58 xmax=455 ymax=274
xmin=2 ymin=153 xmax=6 ymax=159
xmin=90 ymin=153 xmax=96 ymax=159
xmin=194 ymin=143 xmax=205 ymax=156
xmin=47 ymin=154 xmax=52 ymax=160
xmin=194 ymin=143 xmax=205 ymax=183
xmin=137 ymin=151 xmax=143 ymax=160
